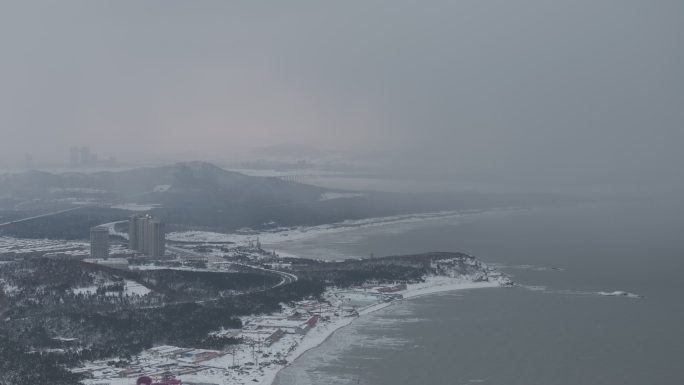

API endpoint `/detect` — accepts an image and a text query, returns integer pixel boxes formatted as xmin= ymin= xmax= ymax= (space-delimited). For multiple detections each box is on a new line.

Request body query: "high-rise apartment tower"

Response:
xmin=90 ymin=226 xmax=110 ymax=259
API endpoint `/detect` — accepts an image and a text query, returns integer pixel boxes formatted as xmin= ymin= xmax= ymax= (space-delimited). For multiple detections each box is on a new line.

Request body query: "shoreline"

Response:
xmin=259 ymin=277 xmax=505 ymax=385
xmin=78 ymin=276 xmax=509 ymax=385
xmin=165 ymin=208 xmax=511 ymax=247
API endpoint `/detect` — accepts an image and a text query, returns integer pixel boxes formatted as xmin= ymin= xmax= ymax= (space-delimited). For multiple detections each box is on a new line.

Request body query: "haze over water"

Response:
xmin=270 ymin=177 xmax=684 ymax=385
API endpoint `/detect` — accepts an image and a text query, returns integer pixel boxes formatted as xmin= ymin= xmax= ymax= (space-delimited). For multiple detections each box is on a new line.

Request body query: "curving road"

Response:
xmin=166 ymin=244 xmax=298 ymax=289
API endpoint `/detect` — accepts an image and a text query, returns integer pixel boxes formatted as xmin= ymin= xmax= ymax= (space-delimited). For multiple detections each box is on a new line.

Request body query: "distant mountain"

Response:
xmin=0 ymin=161 xmax=326 ymax=200
xmin=0 ymin=161 xmax=573 ymax=238
xmin=0 ymin=169 xmax=72 ymax=197
xmin=94 ymin=161 xmax=326 ymax=200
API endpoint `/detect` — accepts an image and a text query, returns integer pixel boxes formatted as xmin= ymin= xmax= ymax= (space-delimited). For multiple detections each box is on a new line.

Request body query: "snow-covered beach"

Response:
xmin=79 ymin=274 xmax=510 ymax=385
xmin=257 ymin=277 xmax=508 ymax=385
xmin=165 ymin=209 xmax=490 ymax=247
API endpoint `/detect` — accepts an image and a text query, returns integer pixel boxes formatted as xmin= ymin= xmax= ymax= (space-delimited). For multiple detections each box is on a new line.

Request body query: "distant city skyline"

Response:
xmin=69 ymin=146 xmax=117 ymax=167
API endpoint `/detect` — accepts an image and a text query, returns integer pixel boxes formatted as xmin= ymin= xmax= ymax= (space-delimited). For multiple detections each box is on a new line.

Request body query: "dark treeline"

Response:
xmin=285 ymin=252 xmax=480 ymax=287
xmin=0 ymin=207 xmax=130 ymax=240
xmin=0 ymin=258 xmax=280 ymax=306
xmin=0 ymin=253 xmax=479 ymax=384
xmin=0 ymin=330 xmax=85 ymax=385
xmin=0 ymin=258 xmax=325 ymax=385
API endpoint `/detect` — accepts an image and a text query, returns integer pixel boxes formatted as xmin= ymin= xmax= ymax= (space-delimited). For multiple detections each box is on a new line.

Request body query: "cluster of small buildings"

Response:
xmin=129 ymin=214 xmax=166 ymax=258
xmin=242 ymin=313 xmax=320 ymax=345
xmin=76 ymin=286 xmax=410 ymax=385
xmin=75 ymin=345 xmax=221 ymax=381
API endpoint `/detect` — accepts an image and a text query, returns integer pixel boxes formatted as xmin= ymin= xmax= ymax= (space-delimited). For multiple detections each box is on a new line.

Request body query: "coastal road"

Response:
xmin=166 ymin=244 xmax=298 ymax=288
xmin=231 ymin=261 xmax=298 ymax=287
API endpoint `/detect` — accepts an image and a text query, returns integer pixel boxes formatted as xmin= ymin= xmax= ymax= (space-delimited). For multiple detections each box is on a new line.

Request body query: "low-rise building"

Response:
xmin=85 ymin=258 xmax=129 ymax=270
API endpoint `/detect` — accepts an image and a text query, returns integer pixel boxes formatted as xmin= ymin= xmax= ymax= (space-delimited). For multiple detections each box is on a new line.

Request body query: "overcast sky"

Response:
xmin=0 ymin=1 xmax=682 ymax=184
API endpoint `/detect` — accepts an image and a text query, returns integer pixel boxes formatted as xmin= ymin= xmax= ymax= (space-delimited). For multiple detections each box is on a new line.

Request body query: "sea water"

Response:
xmin=271 ymin=199 xmax=684 ymax=385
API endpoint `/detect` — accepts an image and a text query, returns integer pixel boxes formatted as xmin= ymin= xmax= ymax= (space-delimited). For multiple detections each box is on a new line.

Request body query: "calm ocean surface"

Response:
xmin=271 ymin=198 xmax=684 ymax=385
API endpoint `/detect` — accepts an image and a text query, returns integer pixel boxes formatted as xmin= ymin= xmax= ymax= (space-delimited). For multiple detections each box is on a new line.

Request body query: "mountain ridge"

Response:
xmin=0 ymin=161 xmax=327 ymax=199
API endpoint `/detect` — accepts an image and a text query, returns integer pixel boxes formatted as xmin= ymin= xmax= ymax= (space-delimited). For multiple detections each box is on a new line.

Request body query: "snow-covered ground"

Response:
xmin=72 ymin=285 xmax=99 ymax=295
xmin=319 ymin=192 xmax=366 ymax=201
xmin=110 ymin=203 xmax=162 ymax=211
xmin=166 ymin=231 xmax=239 ymax=244
xmin=123 ymin=280 xmax=152 ymax=296
xmin=71 ymin=280 xmax=151 ymax=297
xmin=0 ymin=235 xmax=132 ymax=258
xmin=99 ymin=221 xmax=129 ymax=240
xmin=79 ymin=274 xmax=510 ymax=385
xmin=166 ymin=210 xmax=484 ymax=247
xmin=0 ymin=236 xmax=89 ymax=255
xmin=597 ymin=291 xmax=642 ymax=299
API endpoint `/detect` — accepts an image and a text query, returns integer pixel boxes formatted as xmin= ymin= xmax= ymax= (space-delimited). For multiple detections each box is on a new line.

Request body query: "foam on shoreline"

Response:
xmin=258 ymin=277 xmax=504 ymax=385
xmin=79 ymin=276 xmax=507 ymax=385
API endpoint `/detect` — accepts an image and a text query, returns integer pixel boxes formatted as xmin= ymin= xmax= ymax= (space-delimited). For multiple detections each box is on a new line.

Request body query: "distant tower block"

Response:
xmin=90 ymin=226 xmax=110 ymax=259
xmin=129 ymin=214 xmax=165 ymax=258
xmin=147 ymin=219 xmax=166 ymax=258
xmin=138 ymin=216 xmax=148 ymax=253
xmin=128 ymin=214 xmax=141 ymax=250
xmin=70 ymin=147 xmax=79 ymax=166
xmin=79 ymin=147 xmax=89 ymax=165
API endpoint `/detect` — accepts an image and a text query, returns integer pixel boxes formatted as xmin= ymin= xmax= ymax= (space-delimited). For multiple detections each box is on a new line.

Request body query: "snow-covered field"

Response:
xmin=122 ymin=280 xmax=152 ymax=296
xmin=72 ymin=280 xmax=150 ymax=297
xmin=110 ymin=203 xmax=163 ymax=211
xmin=0 ymin=236 xmax=89 ymax=255
xmin=0 ymin=235 xmax=133 ymax=258
xmin=319 ymin=192 xmax=366 ymax=201
xmin=166 ymin=210 xmax=482 ymax=247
